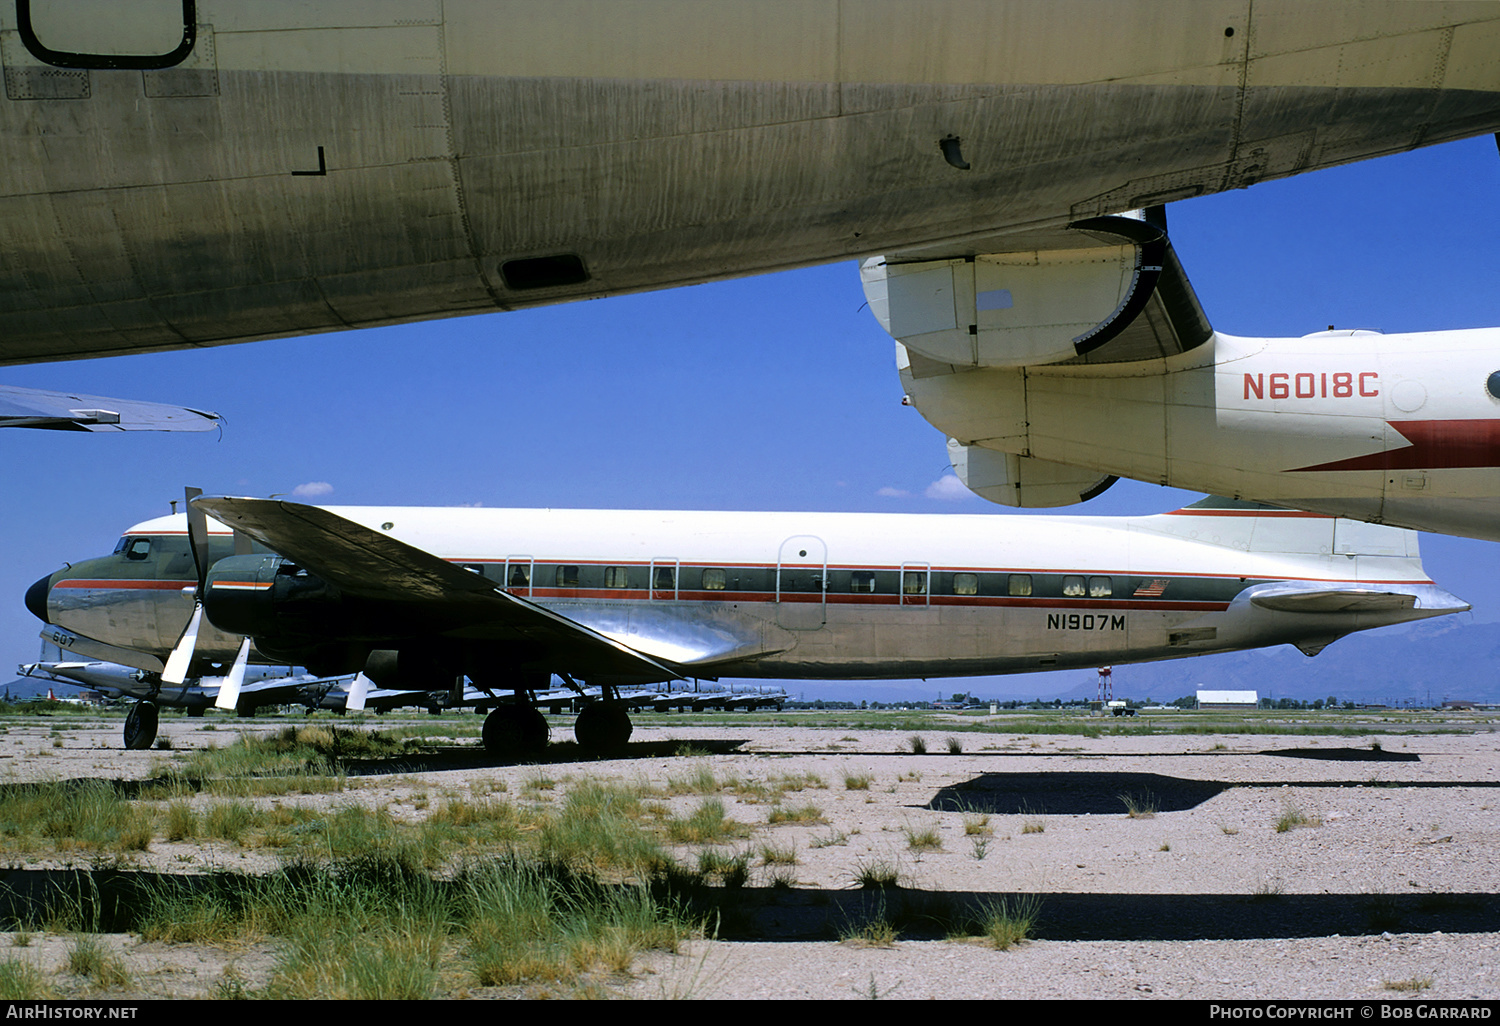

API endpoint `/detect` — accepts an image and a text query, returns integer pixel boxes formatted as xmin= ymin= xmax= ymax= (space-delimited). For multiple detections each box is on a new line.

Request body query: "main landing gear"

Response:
xmin=123 ymin=701 xmax=158 ymax=750
xmin=481 ymin=705 xmax=549 ymax=757
xmin=574 ymin=702 xmax=632 ymax=753
xmin=478 ymin=701 xmax=635 ymax=758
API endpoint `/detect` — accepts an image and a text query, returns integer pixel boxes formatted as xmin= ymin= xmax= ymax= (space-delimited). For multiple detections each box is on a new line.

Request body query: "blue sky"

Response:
xmin=4 ymin=135 xmax=1498 ymax=703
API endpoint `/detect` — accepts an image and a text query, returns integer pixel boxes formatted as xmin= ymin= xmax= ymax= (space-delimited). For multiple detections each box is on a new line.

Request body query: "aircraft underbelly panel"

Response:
xmin=4 ymin=56 xmax=1499 ymax=362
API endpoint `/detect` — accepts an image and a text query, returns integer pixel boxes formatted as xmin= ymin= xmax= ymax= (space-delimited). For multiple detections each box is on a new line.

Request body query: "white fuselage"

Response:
xmin=905 ymin=328 xmax=1500 ymax=540
xmin=38 ymin=504 xmax=1464 ymax=682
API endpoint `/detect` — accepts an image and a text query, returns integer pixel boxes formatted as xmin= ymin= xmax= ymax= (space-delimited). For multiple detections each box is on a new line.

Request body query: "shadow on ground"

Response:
xmin=0 ymin=866 xmax=1491 ymax=945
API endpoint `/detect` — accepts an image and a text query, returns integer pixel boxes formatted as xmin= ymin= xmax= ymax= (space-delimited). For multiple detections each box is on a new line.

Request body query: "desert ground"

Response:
xmin=0 ymin=706 xmax=1495 ymax=1000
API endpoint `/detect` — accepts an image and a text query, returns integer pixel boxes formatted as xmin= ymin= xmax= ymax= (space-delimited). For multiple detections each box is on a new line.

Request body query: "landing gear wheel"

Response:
xmin=574 ymin=702 xmax=633 ymax=753
xmin=123 ymin=702 xmax=159 ymax=750
xmin=482 ymin=705 xmax=549 ymax=758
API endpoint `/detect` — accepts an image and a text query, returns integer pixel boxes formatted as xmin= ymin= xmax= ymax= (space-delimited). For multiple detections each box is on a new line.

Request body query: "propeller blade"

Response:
xmin=346 ymin=672 xmax=372 ymax=713
xmin=214 ymin=637 xmax=252 ymax=711
xmin=184 ymin=487 xmax=208 ymax=590
xmin=161 ymin=604 xmax=203 ymax=685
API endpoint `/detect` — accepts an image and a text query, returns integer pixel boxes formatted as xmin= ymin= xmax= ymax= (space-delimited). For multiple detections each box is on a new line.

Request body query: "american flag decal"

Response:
xmin=1133 ymin=579 xmax=1169 ymax=597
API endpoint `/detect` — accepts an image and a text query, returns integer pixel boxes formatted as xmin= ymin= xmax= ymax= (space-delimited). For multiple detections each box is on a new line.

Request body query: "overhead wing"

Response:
xmin=0 ymin=385 xmax=219 ymax=432
xmin=193 ymin=496 xmax=683 ymax=684
xmin=862 ymin=206 xmax=1211 ymax=374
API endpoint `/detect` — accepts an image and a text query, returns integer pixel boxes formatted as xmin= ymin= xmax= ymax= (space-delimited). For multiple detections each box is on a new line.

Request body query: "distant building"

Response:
xmin=1196 ymin=690 xmax=1258 ymax=709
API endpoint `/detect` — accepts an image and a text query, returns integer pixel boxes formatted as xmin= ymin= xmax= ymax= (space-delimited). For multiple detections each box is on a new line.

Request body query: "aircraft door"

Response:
xmin=651 ymin=559 xmax=678 ymax=601
xmin=17 ymin=1 xmax=196 ymax=69
xmin=777 ymin=536 xmax=827 ymax=631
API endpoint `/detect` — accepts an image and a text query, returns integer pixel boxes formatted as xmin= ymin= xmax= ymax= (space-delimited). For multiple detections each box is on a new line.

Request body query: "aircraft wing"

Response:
xmin=0 ymin=385 xmax=220 ymax=432
xmin=193 ymin=496 xmax=683 ymax=684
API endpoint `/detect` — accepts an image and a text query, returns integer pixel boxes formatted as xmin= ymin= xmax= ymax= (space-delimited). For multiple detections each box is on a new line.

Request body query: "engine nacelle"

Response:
xmin=203 ymin=554 xmax=344 ymax=638
xmin=948 ymin=439 xmax=1116 ymax=507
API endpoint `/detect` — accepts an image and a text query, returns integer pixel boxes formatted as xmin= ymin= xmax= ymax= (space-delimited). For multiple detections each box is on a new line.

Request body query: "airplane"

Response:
xmin=4 ymin=2 xmax=1500 ymax=423
xmin=25 ymin=492 xmax=1468 ymax=757
xmin=862 ymin=204 xmax=1500 ymax=542
xmin=18 ymin=652 xmax=333 ymax=747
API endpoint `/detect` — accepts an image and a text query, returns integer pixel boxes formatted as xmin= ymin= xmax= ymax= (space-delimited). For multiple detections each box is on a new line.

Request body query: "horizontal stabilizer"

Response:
xmin=0 ymin=385 xmax=219 ymax=432
xmin=1251 ymin=589 xmax=1418 ymax=614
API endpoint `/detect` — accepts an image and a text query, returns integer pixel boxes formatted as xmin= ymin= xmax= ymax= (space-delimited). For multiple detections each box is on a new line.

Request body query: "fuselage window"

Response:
xmin=903 ymin=571 xmax=927 ymax=596
xmin=654 ymin=566 xmax=676 ymax=590
xmin=850 ymin=571 xmax=875 ymax=594
xmin=125 ymin=538 xmax=151 ymax=561
xmin=1089 ymin=576 xmax=1112 ymax=598
xmin=555 ymin=565 xmax=580 ymax=588
xmin=701 ymin=568 xmax=726 ymax=590
xmin=604 ymin=566 xmax=630 ymax=589
xmin=953 ymin=573 xmax=979 ymax=596
xmin=509 ymin=565 xmax=530 ymax=588
xmin=1008 ymin=574 xmax=1032 ymax=597
xmin=1062 ymin=575 xmax=1086 ymax=597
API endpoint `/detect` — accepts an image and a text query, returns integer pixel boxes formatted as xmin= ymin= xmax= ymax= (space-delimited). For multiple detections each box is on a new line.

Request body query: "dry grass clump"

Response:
xmin=842 ymin=771 xmax=873 ymax=791
xmin=666 ymin=799 xmax=751 ymax=845
xmin=907 ymin=735 xmax=927 ymax=755
xmin=903 ymin=824 xmax=943 ymax=851
xmin=1119 ymin=791 xmax=1158 ymax=819
xmin=0 ymin=959 xmax=53 ymax=999
xmin=766 ymin=803 xmax=826 ymax=826
xmin=1383 ymin=975 xmax=1434 ymax=992
xmin=1274 ymin=800 xmax=1321 ymax=833
xmin=65 ymin=935 xmax=132 ymax=991
xmin=0 ymin=781 xmax=153 ymax=854
xmin=967 ymin=895 xmax=1041 ymax=951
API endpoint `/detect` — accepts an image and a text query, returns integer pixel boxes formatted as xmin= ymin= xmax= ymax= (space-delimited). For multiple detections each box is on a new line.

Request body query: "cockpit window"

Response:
xmin=124 ymin=538 xmax=151 ymax=561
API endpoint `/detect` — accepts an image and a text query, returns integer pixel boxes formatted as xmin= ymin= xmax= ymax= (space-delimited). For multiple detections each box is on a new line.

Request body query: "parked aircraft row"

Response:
xmin=18 ymin=651 xmax=789 ymax=750
xmin=25 ymin=493 xmax=1466 ymax=756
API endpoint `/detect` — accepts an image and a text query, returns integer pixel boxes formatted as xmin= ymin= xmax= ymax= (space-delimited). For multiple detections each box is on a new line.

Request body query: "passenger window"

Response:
xmin=604 ymin=566 xmax=630 ymax=589
xmin=125 ymin=538 xmax=151 ymax=561
xmin=1089 ymin=576 xmax=1112 ymax=598
xmin=701 ymin=568 xmax=726 ymax=590
xmin=953 ymin=573 xmax=978 ymax=596
xmin=555 ymin=565 xmax=579 ymax=588
xmin=850 ymin=571 xmax=875 ymax=594
xmin=508 ymin=565 xmax=530 ymax=587
xmin=1062 ymin=575 xmax=1085 ymax=597
xmin=654 ymin=566 xmax=676 ymax=590
xmin=903 ymin=571 xmax=927 ymax=596
xmin=1008 ymin=574 xmax=1032 ymax=597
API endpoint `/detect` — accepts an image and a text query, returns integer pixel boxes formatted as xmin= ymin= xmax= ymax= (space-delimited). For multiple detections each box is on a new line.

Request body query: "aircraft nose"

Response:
xmin=25 ymin=573 xmax=52 ymax=624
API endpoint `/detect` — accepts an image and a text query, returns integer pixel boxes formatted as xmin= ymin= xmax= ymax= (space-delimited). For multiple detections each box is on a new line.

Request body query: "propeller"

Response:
xmin=161 ymin=487 xmax=207 ymax=685
xmin=160 ymin=486 xmax=259 ymax=707
xmin=346 ymin=672 xmax=372 ymax=713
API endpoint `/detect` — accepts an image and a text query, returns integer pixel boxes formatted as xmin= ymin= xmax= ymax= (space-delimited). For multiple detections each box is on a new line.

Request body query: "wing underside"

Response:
xmin=193 ymin=497 xmax=682 ymax=684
